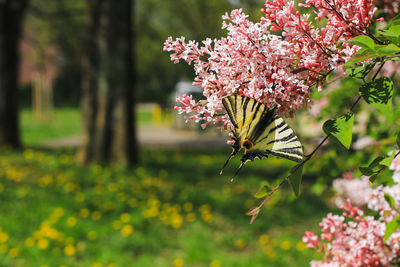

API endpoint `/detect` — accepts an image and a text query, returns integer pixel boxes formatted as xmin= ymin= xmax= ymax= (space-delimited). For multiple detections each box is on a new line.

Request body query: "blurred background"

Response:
xmin=0 ymin=0 xmax=399 ymax=266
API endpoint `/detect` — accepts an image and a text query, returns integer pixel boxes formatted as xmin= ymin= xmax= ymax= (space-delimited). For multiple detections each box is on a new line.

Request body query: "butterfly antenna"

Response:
xmin=230 ymin=161 xmax=245 ymax=182
xmin=220 ymin=152 xmax=236 ymax=175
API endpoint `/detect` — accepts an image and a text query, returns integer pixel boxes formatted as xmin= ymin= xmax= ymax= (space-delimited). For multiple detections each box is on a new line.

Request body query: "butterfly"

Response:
xmin=220 ymin=94 xmax=303 ymax=177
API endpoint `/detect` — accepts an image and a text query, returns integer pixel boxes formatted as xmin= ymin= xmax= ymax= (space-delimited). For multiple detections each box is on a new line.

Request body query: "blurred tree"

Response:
xmin=0 ymin=0 xmax=29 ymax=148
xmin=78 ymin=0 xmax=138 ymax=166
xmin=22 ymin=0 xmax=86 ymax=107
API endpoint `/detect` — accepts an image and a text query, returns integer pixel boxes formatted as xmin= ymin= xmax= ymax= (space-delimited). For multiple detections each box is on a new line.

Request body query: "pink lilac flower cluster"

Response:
xmin=164 ymin=0 xmax=380 ymax=129
xmin=304 ymin=152 xmax=400 ymax=266
xmin=303 ymin=199 xmax=400 ymax=266
xmin=333 ymin=173 xmax=372 ymax=207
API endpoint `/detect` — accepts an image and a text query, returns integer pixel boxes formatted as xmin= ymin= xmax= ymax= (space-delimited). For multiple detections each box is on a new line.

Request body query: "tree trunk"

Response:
xmin=0 ymin=0 xmax=29 ymax=148
xmin=79 ymin=0 xmax=138 ymax=166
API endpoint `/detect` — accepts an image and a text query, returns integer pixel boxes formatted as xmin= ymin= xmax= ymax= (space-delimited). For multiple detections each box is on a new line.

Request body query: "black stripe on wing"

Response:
xmin=248 ymin=107 xmax=277 ymax=141
xmin=266 ymin=132 xmax=297 ymax=145
xmin=268 ymin=151 xmax=303 ymax=163
xmin=246 ymin=101 xmax=262 ymax=137
xmin=222 ymin=97 xmax=238 ymax=128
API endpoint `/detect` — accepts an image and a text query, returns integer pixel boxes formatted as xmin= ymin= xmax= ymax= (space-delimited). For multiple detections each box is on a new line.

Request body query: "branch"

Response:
xmin=248 ymin=61 xmax=387 ymax=224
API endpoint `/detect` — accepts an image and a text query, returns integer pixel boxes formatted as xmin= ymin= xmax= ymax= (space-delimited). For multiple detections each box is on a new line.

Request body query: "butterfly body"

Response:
xmin=221 ymin=94 xmax=303 ymax=176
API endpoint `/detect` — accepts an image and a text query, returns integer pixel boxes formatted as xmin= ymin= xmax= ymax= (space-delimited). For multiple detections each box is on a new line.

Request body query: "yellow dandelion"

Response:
xmin=39 ymin=175 xmax=53 ymax=187
xmin=64 ymin=244 xmax=76 ymax=256
xmin=112 ymin=220 xmax=122 ymax=230
xmin=53 ymin=207 xmax=65 ymax=217
xmin=38 ymin=239 xmax=49 ymax=250
xmin=173 ymin=258 xmax=184 ymax=267
xmin=67 ymin=216 xmax=77 ymax=227
xmin=75 ymin=193 xmax=85 ymax=202
xmin=0 ymin=232 xmax=9 ymax=243
xmin=79 ymin=208 xmax=90 ymax=218
xmin=280 ymin=240 xmax=292 ymax=251
xmin=186 ymin=213 xmax=196 ymax=222
xmin=117 ymin=192 xmax=126 ymax=202
xmin=87 ymin=231 xmax=98 ymax=241
xmin=183 ymin=202 xmax=193 ymax=212
xmin=296 ymin=241 xmax=306 ymax=251
xmin=128 ymin=198 xmax=137 ymax=208
xmin=77 ymin=241 xmax=86 ymax=252
xmin=17 ymin=186 xmax=29 ymax=198
xmin=263 ymin=245 xmax=277 ymax=261
xmin=201 ymin=212 xmax=213 ymax=223
xmin=258 ymin=234 xmax=269 ymax=245
xmin=120 ymin=213 xmax=130 ymax=222
xmin=171 ymin=214 xmax=183 ymax=229
xmin=24 ymin=149 xmax=34 ymax=159
xmin=121 ymin=225 xmax=133 ymax=237
xmin=136 ymin=166 xmax=146 ymax=176
xmin=108 ymin=182 xmax=118 ymax=192
xmin=234 ymin=239 xmax=246 ymax=249
xmin=94 ymin=185 xmax=104 ymax=194
xmin=101 ymin=202 xmax=115 ymax=211
xmin=92 ymin=211 xmax=102 ymax=220
xmin=25 ymin=237 xmax=35 ymax=247
xmin=8 ymin=248 xmax=18 ymax=258
xmin=199 ymin=204 xmax=211 ymax=213
xmin=210 ymin=260 xmax=221 ymax=267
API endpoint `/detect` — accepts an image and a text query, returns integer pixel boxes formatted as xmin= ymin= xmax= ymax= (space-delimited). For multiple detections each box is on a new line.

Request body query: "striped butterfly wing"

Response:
xmin=222 ymin=94 xmax=269 ymax=145
xmin=244 ymin=115 xmax=303 ymax=163
xmin=221 ymin=94 xmax=303 ymax=176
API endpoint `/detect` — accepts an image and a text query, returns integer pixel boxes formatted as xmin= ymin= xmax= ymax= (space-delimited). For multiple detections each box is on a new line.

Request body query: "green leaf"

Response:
xmin=369 ymin=173 xmax=378 ymax=183
xmin=254 ymin=184 xmax=273 ymax=198
xmin=359 ymin=166 xmax=375 ymax=176
xmin=359 ymin=155 xmax=390 ymax=177
xmin=389 ymin=25 xmax=400 ymax=35
xmin=376 ymin=44 xmax=400 ymax=56
xmin=359 ymin=77 xmax=394 ymax=117
xmin=346 ymin=61 xmax=376 ymax=79
xmin=289 ymin=164 xmax=304 ymax=197
xmin=323 ymin=113 xmax=354 ymax=149
xmin=345 ymin=48 xmax=373 ymax=65
xmin=379 ymin=25 xmax=400 ymax=45
xmin=381 ymin=151 xmax=396 ymax=167
xmin=384 ymin=216 xmax=400 ymax=242
xmin=347 ymin=35 xmax=375 ymax=50
xmin=384 ymin=193 xmax=396 ymax=209
xmin=397 ymin=131 xmax=400 ymax=147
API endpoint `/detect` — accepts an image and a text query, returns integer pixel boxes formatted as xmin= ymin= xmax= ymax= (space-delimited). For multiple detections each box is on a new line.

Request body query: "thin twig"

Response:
xmin=250 ymin=61 xmax=388 ymax=223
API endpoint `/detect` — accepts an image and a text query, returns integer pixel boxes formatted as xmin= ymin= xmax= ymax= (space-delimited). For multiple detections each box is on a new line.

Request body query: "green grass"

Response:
xmin=21 ymin=108 xmax=167 ymax=146
xmin=0 ymin=147 xmax=329 ymax=266
xmin=21 ymin=109 xmax=82 ymax=146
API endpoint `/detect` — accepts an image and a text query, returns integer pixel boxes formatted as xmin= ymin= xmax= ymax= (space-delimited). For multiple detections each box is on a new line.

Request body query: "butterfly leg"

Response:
xmin=220 ymin=139 xmax=241 ymax=175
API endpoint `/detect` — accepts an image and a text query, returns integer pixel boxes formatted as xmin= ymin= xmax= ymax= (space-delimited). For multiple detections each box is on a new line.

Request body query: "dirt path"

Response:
xmin=38 ymin=125 xmax=228 ymax=148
